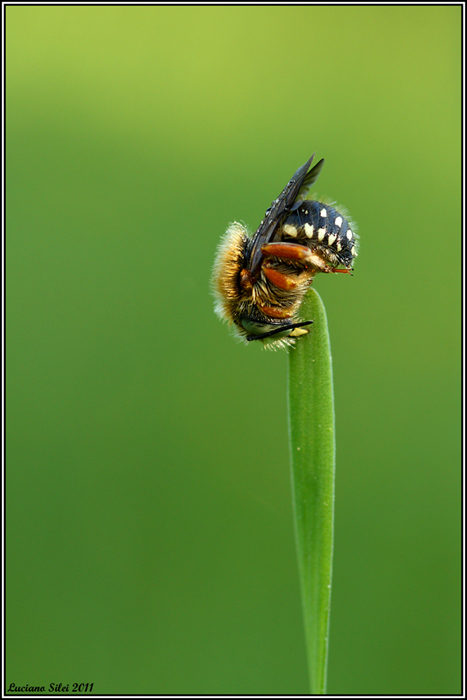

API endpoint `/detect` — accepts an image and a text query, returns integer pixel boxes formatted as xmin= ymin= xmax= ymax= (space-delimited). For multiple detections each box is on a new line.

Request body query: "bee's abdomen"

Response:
xmin=278 ymin=201 xmax=357 ymax=269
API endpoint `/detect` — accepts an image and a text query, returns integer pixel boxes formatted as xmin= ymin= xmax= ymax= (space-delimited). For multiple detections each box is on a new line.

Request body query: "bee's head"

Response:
xmin=241 ymin=318 xmax=312 ymax=349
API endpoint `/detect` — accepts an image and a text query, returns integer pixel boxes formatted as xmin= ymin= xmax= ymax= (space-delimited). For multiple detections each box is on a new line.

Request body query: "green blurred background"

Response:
xmin=6 ymin=6 xmax=461 ymax=695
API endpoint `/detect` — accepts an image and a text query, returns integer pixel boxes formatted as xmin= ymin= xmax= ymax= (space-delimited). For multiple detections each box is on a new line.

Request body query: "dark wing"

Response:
xmin=247 ymin=155 xmax=325 ymax=278
xmin=295 ymin=156 xmax=325 ymax=202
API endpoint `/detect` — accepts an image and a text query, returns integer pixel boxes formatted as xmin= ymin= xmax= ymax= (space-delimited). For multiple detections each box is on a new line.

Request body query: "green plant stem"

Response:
xmin=288 ymin=287 xmax=335 ymax=695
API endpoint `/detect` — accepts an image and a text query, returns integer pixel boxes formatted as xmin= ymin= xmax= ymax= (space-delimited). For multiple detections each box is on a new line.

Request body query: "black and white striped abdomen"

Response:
xmin=278 ymin=200 xmax=358 ymax=269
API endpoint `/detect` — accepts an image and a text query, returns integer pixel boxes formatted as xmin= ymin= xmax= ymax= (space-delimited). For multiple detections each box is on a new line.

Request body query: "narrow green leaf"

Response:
xmin=287 ymin=287 xmax=335 ymax=695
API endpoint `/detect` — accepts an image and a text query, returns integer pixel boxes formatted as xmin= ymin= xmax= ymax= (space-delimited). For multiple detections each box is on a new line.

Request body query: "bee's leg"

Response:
xmin=259 ymin=304 xmax=295 ymax=319
xmin=261 ymin=242 xmax=315 ymax=263
xmin=261 ymin=244 xmax=320 ymax=292
xmin=261 ymin=261 xmax=306 ymax=290
xmin=261 ymin=242 xmax=333 ymax=273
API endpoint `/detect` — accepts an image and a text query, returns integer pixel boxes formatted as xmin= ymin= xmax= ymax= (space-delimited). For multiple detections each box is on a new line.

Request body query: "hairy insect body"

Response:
xmin=212 ymin=155 xmax=357 ymax=348
xmin=214 ymin=222 xmax=311 ymax=329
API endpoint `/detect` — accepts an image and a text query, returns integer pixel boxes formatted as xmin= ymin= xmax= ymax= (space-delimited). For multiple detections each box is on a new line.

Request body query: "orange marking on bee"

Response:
xmin=260 ymin=304 xmax=293 ymax=319
xmin=240 ymin=268 xmax=255 ymax=289
xmin=261 ymin=242 xmax=312 ymax=262
xmin=332 ymin=268 xmax=353 ymax=274
xmin=262 ymin=265 xmax=299 ymax=290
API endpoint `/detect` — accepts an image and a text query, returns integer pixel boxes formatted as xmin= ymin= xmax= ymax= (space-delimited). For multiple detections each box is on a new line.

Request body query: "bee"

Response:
xmin=212 ymin=154 xmax=358 ymax=348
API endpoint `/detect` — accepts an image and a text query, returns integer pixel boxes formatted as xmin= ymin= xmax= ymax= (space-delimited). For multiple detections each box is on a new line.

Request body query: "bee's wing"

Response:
xmin=295 ymin=157 xmax=325 ymax=201
xmin=247 ymin=155 xmax=325 ymax=277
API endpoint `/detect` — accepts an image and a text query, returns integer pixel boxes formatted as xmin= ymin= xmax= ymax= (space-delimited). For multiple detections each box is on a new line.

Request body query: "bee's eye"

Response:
xmin=240 ymin=318 xmax=306 ymax=344
xmin=240 ymin=319 xmax=277 ymax=336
